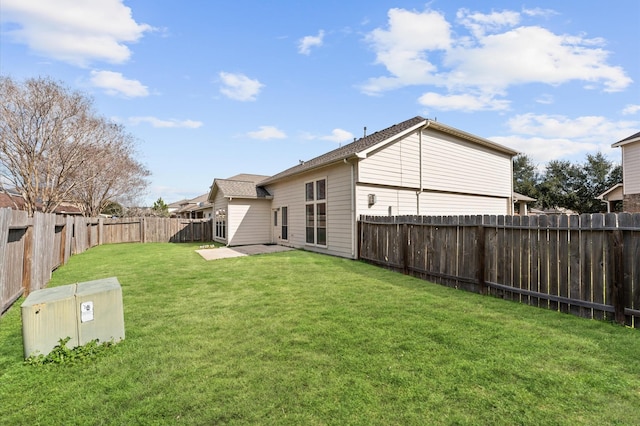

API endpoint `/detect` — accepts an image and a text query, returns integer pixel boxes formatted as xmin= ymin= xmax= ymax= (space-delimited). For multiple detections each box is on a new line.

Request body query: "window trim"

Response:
xmin=281 ymin=206 xmax=289 ymax=241
xmin=304 ymin=177 xmax=327 ymax=247
xmin=215 ymin=208 xmax=227 ymax=240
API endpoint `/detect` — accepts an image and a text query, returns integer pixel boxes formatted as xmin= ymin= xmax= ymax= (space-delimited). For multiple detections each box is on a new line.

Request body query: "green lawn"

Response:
xmin=1 ymin=243 xmax=640 ymax=425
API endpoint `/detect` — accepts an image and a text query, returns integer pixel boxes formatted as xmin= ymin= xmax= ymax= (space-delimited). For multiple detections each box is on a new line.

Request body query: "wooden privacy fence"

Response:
xmin=0 ymin=208 xmax=212 ymax=314
xmin=359 ymin=213 xmax=640 ymax=327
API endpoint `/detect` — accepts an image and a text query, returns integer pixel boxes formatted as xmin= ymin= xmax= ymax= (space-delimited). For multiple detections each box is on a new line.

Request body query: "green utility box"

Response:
xmin=21 ymin=277 xmax=125 ymax=358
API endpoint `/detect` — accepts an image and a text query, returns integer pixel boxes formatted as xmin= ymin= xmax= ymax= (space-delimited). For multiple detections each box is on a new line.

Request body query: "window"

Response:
xmin=215 ymin=209 xmax=226 ymax=239
xmin=281 ymin=206 xmax=288 ymax=240
xmin=273 ymin=210 xmax=277 ymax=227
xmin=305 ymin=178 xmax=327 ymax=246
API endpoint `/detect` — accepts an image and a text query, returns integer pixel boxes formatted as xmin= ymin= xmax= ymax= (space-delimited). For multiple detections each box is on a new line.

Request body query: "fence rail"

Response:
xmin=0 ymin=209 xmax=212 ymax=314
xmin=359 ymin=213 xmax=640 ymax=327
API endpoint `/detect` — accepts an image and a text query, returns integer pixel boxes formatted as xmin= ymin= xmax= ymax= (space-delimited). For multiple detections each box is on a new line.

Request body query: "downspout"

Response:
xmin=345 ymin=158 xmax=356 ymax=258
xmin=416 ymin=120 xmax=431 ymax=215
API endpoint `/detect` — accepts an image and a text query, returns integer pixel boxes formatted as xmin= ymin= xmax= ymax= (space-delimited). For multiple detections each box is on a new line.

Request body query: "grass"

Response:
xmin=1 ymin=243 xmax=640 ymax=425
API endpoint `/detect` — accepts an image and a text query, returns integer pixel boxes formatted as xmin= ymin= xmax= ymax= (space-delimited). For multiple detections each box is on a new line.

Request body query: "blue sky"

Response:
xmin=1 ymin=0 xmax=638 ymax=205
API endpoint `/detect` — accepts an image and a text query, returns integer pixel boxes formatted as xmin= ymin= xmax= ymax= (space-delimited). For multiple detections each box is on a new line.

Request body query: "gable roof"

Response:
xmin=612 ymin=131 xmax=640 ymax=148
xmin=209 ymin=174 xmax=271 ymax=201
xmin=597 ymin=183 xmax=624 ymax=200
xmin=259 ymin=116 xmax=518 ymax=185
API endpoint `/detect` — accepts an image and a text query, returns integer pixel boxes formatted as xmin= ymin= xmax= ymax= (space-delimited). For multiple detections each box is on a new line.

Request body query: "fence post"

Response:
xmin=608 ymin=229 xmax=625 ymax=324
xmin=477 ymin=223 xmax=487 ymax=295
xmin=22 ymin=223 xmax=33 ymax=296
xmin=98 ymin=217 xmax=104 ymax=246
xmin=0 ymin=209 xmax=11 ymax=305
xmin=402 ymin=222 xmax=409 ymax=275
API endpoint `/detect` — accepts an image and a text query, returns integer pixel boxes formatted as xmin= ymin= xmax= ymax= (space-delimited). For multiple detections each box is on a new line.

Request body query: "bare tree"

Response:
xmin=70 ymin=121 xmax=150 ymax=217
xmin=0 ymin=76 xmax=149 ymax=216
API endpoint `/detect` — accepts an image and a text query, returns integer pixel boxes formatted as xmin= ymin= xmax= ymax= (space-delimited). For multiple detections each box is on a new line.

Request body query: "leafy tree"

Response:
xmin=101 ymin=201 xmax=124 ymax=217
xmin=576 ymin=152 xmax=622 ymax=213
xmin=152 ymin=197 xmax=169 ymax=217
xmin=513 ymin=154 xmax=541 ymax=199
xmin=532 ymin=153 xmax=622 ymax=214
xmin=536 ymin=160 xmax=582 ymax=211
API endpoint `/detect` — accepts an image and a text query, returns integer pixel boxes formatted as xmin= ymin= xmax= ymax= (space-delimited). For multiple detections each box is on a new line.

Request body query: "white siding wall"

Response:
xmin=623 ymin=142 xmax=640 ymax=195
xmin=359 ymin=132 xmax=421 ymax=188
xmin=356 ymin=185 xmax=418 ymax=216
xmin=356 ymin=186 xmax=509 ymax=216
xmin=418 ymin=192 xmax=508 ymax=215
xmin=228 ymin=199 xmax=271 ymax=246
xmin=266 ymin=162 xmax=355 ymax=258
xmin=422 ymin=129 xmax=512 ymax=197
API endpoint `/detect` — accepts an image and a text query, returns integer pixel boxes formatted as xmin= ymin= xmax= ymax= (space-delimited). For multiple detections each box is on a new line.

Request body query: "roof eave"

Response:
xmin=261 ymin=154 xmax=359 ymax=186
xmin=612 ymin=136 xmax=640 ymax=148
xmin=356 ymin=120 xmax=428 ymax=158
xmin=428 ymin=121 xmax=519 ymax=156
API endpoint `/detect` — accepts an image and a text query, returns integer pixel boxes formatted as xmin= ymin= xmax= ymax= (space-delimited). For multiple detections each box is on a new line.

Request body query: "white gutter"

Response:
xmin=416 ymin=121 xmax=431 ymax=214
xmin=345 ymin=158 xmax=356 ymax=258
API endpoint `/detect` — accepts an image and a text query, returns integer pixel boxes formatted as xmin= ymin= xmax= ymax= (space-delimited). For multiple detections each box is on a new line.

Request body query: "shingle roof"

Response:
xmin=260 ymin=116 xmax=426 ymax=185
xmin=212 ymin=174 xmax=272 ymax=199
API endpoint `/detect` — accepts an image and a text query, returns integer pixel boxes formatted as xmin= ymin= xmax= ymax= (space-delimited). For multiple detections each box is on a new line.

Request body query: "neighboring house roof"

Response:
xmin=597 ymin=183 xmax=624 ymax=201
xmin=168 ymin=199 xmax=186 ymax=209
xmin=174 ymin=193 xmax=212 ymax=215
xmin=260 ymin=116 xmax=518 ymax=186
xmin=209 ymin=174 xmax=271 ymax=201
xmin=513 ymin=192 xmax=536 ymax=202
xmin=0 ymin=190 xmax=82 ymax=215
xmin=612 ymin=131 xmax=640 ymax=148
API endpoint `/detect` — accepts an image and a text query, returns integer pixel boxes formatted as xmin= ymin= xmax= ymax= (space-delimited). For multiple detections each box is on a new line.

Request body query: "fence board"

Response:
xmin=566 ymin=214 xmax=579 ymax=315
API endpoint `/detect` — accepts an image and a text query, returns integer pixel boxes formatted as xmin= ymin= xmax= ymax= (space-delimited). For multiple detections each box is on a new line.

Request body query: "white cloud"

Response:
xmin=535 ymin=94 xmax=555 ymax=105
xmin=129 ymin=116 xmax=203 ymax=128
xmin=445 ymin=26 xmax=631 ymax=93
xmin=247 ymin=126 xmax=286 ymax=140
xmin=219 ymin=72 xmax=264 ymax=101
xmin=0 ymin=0 xmax=153 ymax=66
xmin=298 ymin=30 xmax=325 ymax=55
xmin=320 ymin=128 xmax=354 ymax=143
xmin=90 ymin=70 xmax=148 ymax=97
xmin=493 ymin=113 xmax=639 ymax=164
xmin=361 ymin=7 xmax=632 ymax=109
xmin=492 ymin=135 xmax=599 ymax=164
xmin=360 ymin=8 xmax=451 ymax=94
xmin=622 ymin=104 xmax=640 ymax=115
xmin=456 ymin=8 xmax=520 ymax=38
xmin=418 ymin=92 xmax=509 ymax=112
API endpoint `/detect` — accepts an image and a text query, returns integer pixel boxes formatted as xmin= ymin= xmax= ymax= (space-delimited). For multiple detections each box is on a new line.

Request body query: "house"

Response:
xmin=208 ymin=116 xmax=518 ymax=259
xmin=597 ymin=183 xmax=624 ymax=213
xmin=612 ymin=131 xmax=640 ymax=212
xmin=172 ymin=194 xmax=213 ymax=219
xmin=208 ymin=174 xmax=271 ymax=246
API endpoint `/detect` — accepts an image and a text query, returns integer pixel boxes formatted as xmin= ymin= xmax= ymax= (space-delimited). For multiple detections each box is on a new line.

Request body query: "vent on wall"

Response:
xmin=368 ymin=194 xmax=376 ymax=207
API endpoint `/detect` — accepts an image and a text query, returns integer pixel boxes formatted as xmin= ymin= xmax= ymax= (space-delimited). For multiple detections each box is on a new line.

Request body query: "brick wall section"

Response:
xmin=624 ymin=193 xmax=640 ymax=213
